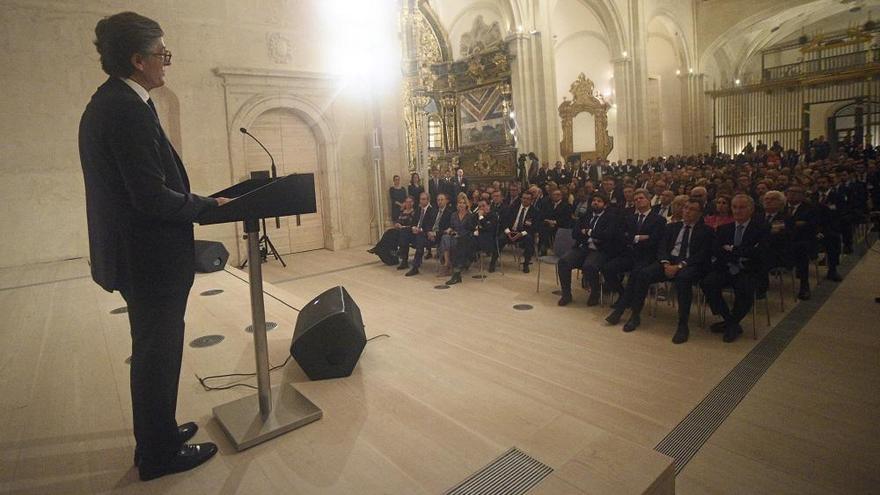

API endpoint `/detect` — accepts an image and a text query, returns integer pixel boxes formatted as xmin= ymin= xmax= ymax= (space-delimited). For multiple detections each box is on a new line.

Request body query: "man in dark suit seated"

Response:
xmin=539 ymin=188 xmax=573 ymax=255
xmin=606 ymin=199 xmax=713 ymax=344
xmin=785 ymin=186 xmax=818 ymax=300
xmin=701 ymin=194 xmax=770 ymax=343
xmin=556 ymin=193 xmax=624 ymax=307
xmin=602 ymin=189 xmax=666 ymax=303
xmin=398 ymin=192 xmax=436 ymax=276
xmin=495 ymin=191 xmax=539 ymax=272
xmin=425 ymin=192 xmax=452 ymax=261
xmin=78 ymin=12 xmax=223 ymax=480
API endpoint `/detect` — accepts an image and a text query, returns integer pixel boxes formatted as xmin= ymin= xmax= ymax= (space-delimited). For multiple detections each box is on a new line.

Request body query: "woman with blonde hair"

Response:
xmin=439 ymin=195 xmax=475 ymax=282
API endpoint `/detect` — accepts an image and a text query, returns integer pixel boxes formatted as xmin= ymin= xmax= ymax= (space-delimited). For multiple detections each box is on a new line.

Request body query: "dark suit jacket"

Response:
xmin=711 ymin=220 xmax=769 ymax=275
xmin=427 ymin=177 xmax=443 ymax=202
xmin=658 ymin=221 xmax=714 ymax=270
xmin=785 ymin=202 xmax=817 ymax=244
xmin=506 ymin=204 xmax=540 ymax=236
xmin=430 ymin=205 xmax=453 ymax=234
xmin=542 ymin=201 xmax=574 ymax=229
xmin=452 ymin=177 xmax=469 ymax=198
xmin=623 ymin=210 xmax=666 ymax=264
xmin=79 ymin=78 xmax=216 ymax=293
xmin=572 ymin=209 xmax=625 ymax=255
xmin=412 ymin=204 xmax=437 ymax=233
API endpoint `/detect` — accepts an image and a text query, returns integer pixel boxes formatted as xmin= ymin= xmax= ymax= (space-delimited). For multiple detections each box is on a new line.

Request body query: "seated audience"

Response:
xmin=606 ymin=200 xmax=714 ymax=344
xmin=440 ymin=195 xmax=473 ymax=282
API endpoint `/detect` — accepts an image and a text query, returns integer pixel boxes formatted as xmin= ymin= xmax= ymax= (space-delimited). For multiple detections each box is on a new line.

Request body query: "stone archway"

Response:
xmin=215 ymin=68 xmax=350 ymax=263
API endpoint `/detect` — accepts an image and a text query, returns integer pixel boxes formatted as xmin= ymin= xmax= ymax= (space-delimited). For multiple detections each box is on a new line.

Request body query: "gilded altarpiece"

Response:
xmin=559 ymin=73 xmax=614 ymax=161
xmin=400 ymin=2 xmax=516 ymax=182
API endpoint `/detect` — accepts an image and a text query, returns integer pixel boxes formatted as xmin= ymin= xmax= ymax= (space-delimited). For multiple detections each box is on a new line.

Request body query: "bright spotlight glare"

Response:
xmin=321 ymin=0 xmax=398 ymax=85
xmin=509 ymin=111 xmax=515 ymax=118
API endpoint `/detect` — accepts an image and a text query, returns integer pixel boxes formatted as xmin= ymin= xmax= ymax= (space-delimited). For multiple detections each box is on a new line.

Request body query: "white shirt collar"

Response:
xmin=122 ymin=78 xmax=150 ymax=104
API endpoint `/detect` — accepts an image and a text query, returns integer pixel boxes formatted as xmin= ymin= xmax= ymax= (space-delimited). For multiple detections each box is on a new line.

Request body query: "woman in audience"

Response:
xmin=389 ymin=175 xmax=407 ymax=221
xmin=704 ymin=194 xmax=734 ymax=230
xmin=370 ymin=195 xmax=415 ymax=265
xmin=407 ymin=172 xmax=424 ymax=202
xmin=443 ymin=195 xmax=477 ymax=285
xmin=438 ymin=194 xmax=470 ymax=276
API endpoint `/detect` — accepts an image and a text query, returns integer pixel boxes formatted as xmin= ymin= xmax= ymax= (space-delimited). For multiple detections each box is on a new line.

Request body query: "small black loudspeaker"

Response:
xmin=290 ymin=286 xmax=366 ymax=380
xmin=194 ymin=240 xmax=229 ymax=273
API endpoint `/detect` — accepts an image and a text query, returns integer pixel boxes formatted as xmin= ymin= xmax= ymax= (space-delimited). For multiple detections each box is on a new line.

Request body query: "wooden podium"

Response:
xmin=199 ymin=173 xmax=322 ymax=451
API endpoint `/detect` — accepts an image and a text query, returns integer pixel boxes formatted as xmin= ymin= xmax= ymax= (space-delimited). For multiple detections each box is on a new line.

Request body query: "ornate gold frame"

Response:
xmin=559 ymin=73 xmax=613 ymax=160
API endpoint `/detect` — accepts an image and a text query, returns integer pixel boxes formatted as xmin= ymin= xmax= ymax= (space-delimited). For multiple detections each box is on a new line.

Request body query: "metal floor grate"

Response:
xmin=655 ymin=244 xmax=868 ymax=475
xmin=446 ymin=447 xmax=553 ymax=495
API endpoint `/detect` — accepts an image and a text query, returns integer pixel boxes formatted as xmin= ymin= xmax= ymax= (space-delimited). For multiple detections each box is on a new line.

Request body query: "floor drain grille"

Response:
xmin=654 ymin=241 xmax=869 ymax=475
xmin=445 ymin=447 xmax=552 ymax=495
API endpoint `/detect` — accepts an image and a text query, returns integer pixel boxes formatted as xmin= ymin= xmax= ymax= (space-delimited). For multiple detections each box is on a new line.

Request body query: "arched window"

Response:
xmin=427 ymin=114 xmax=442 ymax=150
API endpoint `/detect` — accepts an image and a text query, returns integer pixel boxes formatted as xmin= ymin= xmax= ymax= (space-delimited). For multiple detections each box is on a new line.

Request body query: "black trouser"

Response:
xmin=840 ymin=217 xmax=854 ymax=251
xmin=820 ymin=231 xmax=841 ymax=270
xmin=701 ymin=270 xmax=757 ymax=325
xmin=121 ymin=285 xmax=190 ymax=463
xmin=617 ymin=262 xmax=704 ymax=325
xmin=374 ymin=228 xmax=402 ymax=265
xmin=493 ymin=233 xmax=534 ymax=265
xmin=601 ymin=255 xmax=653 ymax=295
xmin=398 ymin=230 xmax=428 ymax=268
xmin=557 ymin=247 xmax=606 ymax=295
xmin=539 ymin=225 xmax=557 ymax=252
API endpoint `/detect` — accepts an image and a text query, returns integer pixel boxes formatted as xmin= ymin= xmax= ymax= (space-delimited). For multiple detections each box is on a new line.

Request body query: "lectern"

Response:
xmin=199 ymin=173 xmax=322 ymax=451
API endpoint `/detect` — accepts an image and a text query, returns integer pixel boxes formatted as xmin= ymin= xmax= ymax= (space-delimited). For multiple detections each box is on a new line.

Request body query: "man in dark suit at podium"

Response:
xmin=78 ymin=12 xmax=225 ymax=481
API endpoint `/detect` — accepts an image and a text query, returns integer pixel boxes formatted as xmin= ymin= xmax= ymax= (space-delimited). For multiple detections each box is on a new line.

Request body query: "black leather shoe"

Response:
xmin=723 ymin=324 xmax=740 ymax=343
xmin=605 ymin=308 xmax=623 ymax=325
xmin=138 ymin=442 xmax=218 ymax=481
xmin=405 ymin=267 xmax=419 ymax=276
xmin=798 ymin=287 xmax=811 ymax=300
xmin=586 ymin=294 xmax=600 ymax=307
xmin=488 ymin=263 xmax=496 ymax=273
xmin=672 ymin=326 xmax=689 ymax=344
xmin=710 ymin=321 xmax=727 ymax=333
xmin=522 ymin=263 xmax=530 ymax=273
xmin=446 ymin=273 xmax=462 ymax=285
xmin=134 ymin=422 xmax=199 ymax=467
xmin=558 ymin=293 xmax=572 ymax=306
xmin=366 ymin=248 xmax=376 ymax=254
xmin=826 ymin=271 xmax=843 ymax=282
xmin=397 ymin=262 xmax=409 ymax=270
xmin=623 ymin=314 xmax=641 ymax=332
xmin=424 ymin=252 xmax=433 ymax=260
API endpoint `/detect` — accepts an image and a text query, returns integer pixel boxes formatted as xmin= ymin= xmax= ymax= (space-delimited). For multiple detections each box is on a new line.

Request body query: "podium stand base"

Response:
xmin=213 ymin=384 xmax=322 ymax=451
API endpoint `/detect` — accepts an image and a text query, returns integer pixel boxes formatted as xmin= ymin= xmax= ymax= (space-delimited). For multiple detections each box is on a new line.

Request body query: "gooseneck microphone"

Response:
xmin=240 ymin=127 xmax=281 ymax=228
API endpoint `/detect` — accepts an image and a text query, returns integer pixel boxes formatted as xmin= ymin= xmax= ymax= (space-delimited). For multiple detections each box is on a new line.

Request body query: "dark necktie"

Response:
xmin=637 ymin=213 xmax=645 ymax=231
xmin=590 ymin=214 xmax=600 ymax=230
xmin=766 ymin=213 xmax=773 ymax=223
xmin=734 ymin=224 xmax=745 ymax=247
xmin=146 ymin=98 xmax=158 ymax=117
xmin=417 ymin=207 xmax=427 ymax=229
xmin=680 ymin=225 xmax=692 ymax=260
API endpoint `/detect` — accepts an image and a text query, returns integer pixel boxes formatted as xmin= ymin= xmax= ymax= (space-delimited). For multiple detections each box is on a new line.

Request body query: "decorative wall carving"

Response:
xmin=460 ymin=16 xmax=503 ymax=59
xmin=559 ymin=73 xmax=614 ymax=160
xmin=266 ymin=32 xmax=293 ymax=64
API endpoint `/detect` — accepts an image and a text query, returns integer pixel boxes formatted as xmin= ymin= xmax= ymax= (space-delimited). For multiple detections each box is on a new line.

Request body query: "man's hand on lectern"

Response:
xmin=215 ymin=197 xmax=232 ymax=206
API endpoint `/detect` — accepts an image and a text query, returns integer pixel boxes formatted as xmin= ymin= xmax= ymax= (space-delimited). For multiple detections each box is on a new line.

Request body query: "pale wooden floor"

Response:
xmin=0 ymin=244 xmax=875 ymax=494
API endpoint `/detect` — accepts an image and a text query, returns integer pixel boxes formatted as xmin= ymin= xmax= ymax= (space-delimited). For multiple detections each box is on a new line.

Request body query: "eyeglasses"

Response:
xmin=150 ymin=49 xmax=172 ymax=66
